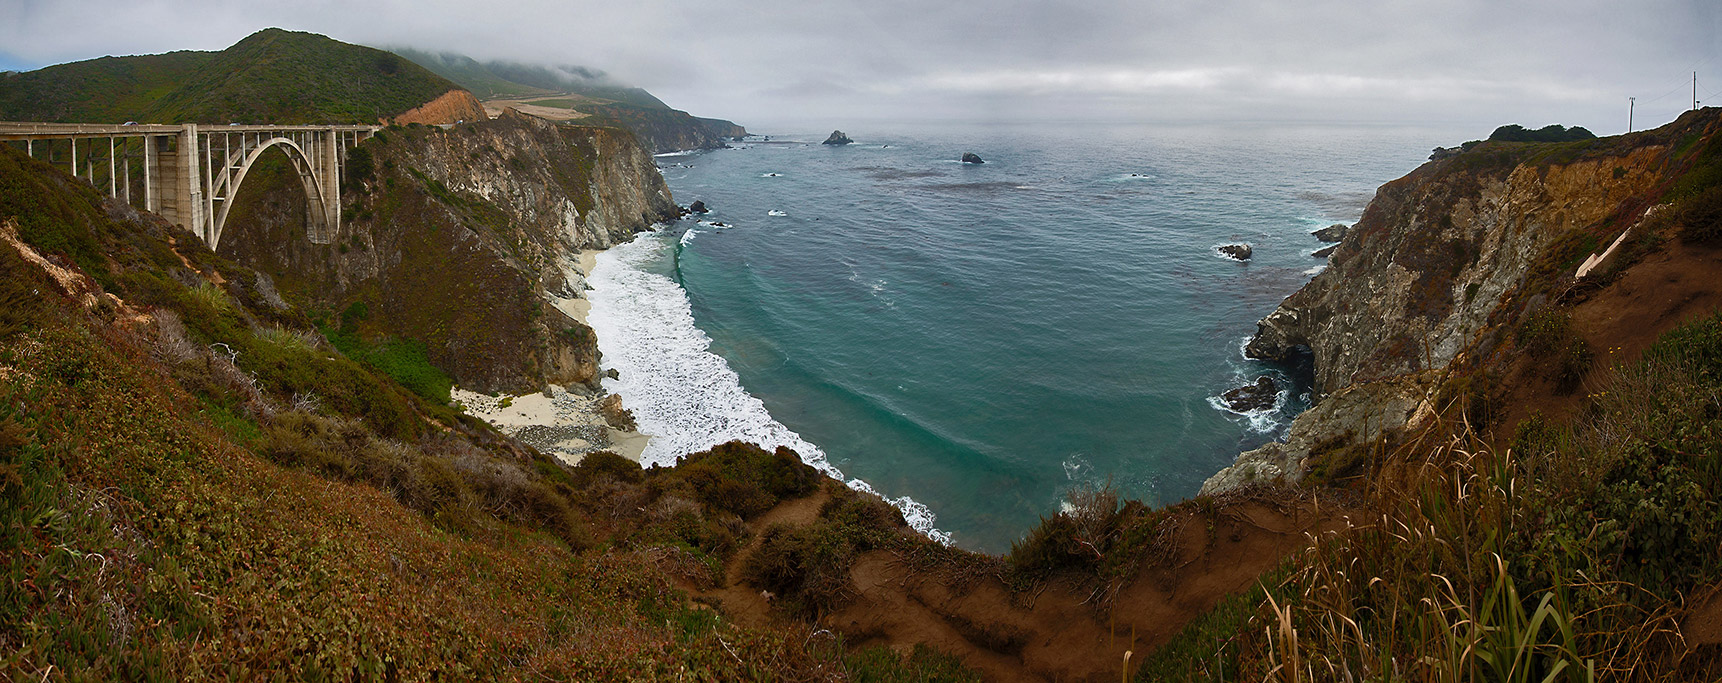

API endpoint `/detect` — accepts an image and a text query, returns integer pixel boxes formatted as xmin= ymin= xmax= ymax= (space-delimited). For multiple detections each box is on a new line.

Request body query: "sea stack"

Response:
xmin=1217 ymin=244 xmax=1253 ymax=261
xmin=1312 ymin=223 xmax=1349 ymax=242
xmin=822 ymin=130 xmax=854 ymax=145
xmin=1221 ymin=376 xmax=1280 ymax=412
xmin=961 ymin=152 xmax=985 ymax=164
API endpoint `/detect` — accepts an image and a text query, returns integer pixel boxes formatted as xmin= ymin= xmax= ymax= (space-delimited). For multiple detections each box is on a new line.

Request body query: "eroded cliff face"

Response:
xmin=1246 ymin=142 xmax=1671 ymax=396
xmin=218 ymin=110 xmax=679 ymax=394
xmin=1206 ymin=109 xmax=1722 ymax=495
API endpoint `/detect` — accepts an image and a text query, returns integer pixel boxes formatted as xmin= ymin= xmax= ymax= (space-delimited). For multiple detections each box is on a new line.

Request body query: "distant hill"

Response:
xmin=392 ymin=48 xmax=747 ymax=152
xmin=0 ymin=29 xmax=462 ymax=124
xmin=391 ymin=49 xmax=668 ymax=109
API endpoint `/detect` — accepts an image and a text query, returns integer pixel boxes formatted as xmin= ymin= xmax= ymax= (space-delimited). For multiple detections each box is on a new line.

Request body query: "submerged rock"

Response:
xmin=1312 ymin=223 xmax=1349 ymax=242
xmin=1217 ymin=244 xmax=1253 ymax=261
xmin=1221 ymin=376 xmax=1280 ymax=412
xmin=822 ymin=130 xmax=853 ymax=145
xmin=961 ymin=152 xmax=985 ymax=164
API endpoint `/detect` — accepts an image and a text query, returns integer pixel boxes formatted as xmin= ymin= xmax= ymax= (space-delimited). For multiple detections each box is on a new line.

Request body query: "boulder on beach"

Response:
xmin=961 ymin=152 xmax=985 ymax=164
xmin=1221 ymin=376 xmax=1281 ymax=412
xmin=1312 ymin=223 xmax=1349 ymax=242
xmin=822 ymin=130 xmax=854 ymax=145
xmin=1312 ymin=244 xmax=1339 ymax=259
xmin=689 ymin=200 xmax=709 ymax=214
xmin=1217 ymin=243 xmax=1253 ymax=261
xmin=596 ymin=394 xmax=638 ymax=432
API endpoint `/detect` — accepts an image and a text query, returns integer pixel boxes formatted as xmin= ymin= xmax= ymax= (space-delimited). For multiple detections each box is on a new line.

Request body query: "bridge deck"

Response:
xmin=0 ymin=122 xmax=381 ymax=141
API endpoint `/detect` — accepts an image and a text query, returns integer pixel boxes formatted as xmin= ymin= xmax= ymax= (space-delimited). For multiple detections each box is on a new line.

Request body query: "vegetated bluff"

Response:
xmin=1205 ymin=107 xmax=1722 ymax=493
xmin=0 ymin=28 xmax=476 ymax=124
xmin=220 ymin=109 xmax=678 ymax=394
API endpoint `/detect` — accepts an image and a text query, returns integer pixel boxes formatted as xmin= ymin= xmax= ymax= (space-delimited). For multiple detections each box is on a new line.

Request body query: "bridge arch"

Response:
xmin=209 ymin=136 xmax=332 ymax=251
xmin=1 ymin=122 xmax=377 ymax=249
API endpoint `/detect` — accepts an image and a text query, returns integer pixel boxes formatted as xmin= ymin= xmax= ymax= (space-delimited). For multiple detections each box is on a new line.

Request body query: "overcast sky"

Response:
xmin=2 ymin=0 xmax=1718 ymax=132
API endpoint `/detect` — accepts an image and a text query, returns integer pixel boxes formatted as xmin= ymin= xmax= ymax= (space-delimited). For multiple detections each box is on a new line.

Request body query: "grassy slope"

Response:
xmin=0 ymin=29 xmax=458 ymax=124
xmin=0 ymin=143 xmax=973 ymax=679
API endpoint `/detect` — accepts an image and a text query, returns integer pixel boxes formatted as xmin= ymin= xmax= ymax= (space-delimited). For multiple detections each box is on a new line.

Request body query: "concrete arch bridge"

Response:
xmin=0 ymin=122 xmax=380 ymax=250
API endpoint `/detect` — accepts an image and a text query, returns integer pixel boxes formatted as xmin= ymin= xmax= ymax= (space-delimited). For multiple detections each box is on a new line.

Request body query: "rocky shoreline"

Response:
xmin=452 ymin=246 xmax=652 ymax=465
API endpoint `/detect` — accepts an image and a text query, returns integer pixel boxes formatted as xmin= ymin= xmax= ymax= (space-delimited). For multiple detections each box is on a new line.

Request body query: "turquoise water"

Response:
xmin=590 ymin=122 xmax=1454 ymax=553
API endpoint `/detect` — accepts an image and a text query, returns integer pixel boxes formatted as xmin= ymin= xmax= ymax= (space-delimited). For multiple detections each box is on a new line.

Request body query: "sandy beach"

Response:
xmin=453 ymin=247 xmax=650 ymax=465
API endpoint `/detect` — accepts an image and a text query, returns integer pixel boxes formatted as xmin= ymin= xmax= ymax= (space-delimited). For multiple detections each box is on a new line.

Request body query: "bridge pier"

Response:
xmin=2 ymin=121 xmax=379 ymax=251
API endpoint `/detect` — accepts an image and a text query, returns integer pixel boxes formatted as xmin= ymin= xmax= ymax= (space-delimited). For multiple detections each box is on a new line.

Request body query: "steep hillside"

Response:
xmin=1170 ymin=110 xmax=1722 ymax=681
xmin=0 ymin=140 xmax=990 ymax=681
xmin=1209 ymin=108 xmax=1722 ymax=494
xmin=0 ymin=29 xmax=464 ymax=124
xmin=216 ymin=111 xmax=677 ymax=398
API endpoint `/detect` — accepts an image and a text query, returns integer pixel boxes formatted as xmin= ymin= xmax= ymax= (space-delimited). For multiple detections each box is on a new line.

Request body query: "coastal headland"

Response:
xmin=2 ymin=27 xmax=1721 ymax=681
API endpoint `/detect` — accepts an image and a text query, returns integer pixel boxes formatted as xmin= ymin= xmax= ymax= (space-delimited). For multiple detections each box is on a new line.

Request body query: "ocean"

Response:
xmin=587 ymin=121 xmax=1457 ymax=553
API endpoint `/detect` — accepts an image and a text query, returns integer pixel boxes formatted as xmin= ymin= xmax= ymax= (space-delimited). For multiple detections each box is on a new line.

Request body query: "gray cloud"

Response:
xmin=1 ymin=0 xmax=1717 ymax=132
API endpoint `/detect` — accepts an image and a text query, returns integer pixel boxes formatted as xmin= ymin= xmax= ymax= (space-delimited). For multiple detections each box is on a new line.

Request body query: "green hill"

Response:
xmin=0 ymin=28 xmax=460 ymax=124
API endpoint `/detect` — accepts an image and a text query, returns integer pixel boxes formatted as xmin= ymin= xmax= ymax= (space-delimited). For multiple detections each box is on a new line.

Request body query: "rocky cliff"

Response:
xmin=219 ymin=110 xmax=679 ymax=394
xmin=579 ymin=103 xmax=747 ymax=153
xmin=1205 ymin=108 xmax=1722 ymax=494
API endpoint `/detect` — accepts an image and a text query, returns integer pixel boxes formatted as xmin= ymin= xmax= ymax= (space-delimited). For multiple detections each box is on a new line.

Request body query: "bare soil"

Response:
xmin=1490 ymin=237 xmax=1722 ymax=438
xmin=697 ymin=490 xmax=1346 ymax=682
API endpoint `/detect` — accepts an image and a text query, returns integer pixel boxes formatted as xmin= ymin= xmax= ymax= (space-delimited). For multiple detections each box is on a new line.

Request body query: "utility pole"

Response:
xmin=1629 ymin=97 xmax=1635 ymax=133
xmin=1696 ymin=72 xmax=1700 ymax=111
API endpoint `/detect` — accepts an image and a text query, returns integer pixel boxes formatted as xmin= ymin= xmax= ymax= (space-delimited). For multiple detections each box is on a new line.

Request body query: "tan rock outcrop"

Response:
xmin=389 ymin=89 xmax=489 ymax=125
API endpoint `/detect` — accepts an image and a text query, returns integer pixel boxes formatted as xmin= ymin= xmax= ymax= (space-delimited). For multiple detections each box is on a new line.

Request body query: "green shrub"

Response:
xmin=572 ymin=450 xmax=643 ymax=487
xmin=1008 ymin=484 xmax=1122 ymax=579
xmin=1676 ymin=184 xmax=1722 ymax=245
xmin=844 ymin=644 xmax=982 ymax=683
xmin=674 ymin=442 xmax=818 ymax=519
xmin=0 ymin=244 xmax=45 ymax=341
xmin=1516 ymin=308 xmax=1592 ymax=393
xmin=742 ymin=522 xmax=857 ymax=615
xmin=1488 ymin=124 xmax=1597 ymax=143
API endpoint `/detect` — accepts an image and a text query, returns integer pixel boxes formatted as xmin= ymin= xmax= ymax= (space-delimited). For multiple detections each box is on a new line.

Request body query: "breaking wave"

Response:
xmin=586 ymin=230 xmax=951 ymax=544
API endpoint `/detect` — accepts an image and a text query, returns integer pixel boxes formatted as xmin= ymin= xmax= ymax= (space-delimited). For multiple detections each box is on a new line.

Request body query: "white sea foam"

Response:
xmin=654 ymin=149 xmax=700 ymax=158
xmin=679 ymin=229 xmax=699 ymax=246
xmin=761 ymin=172 xmax=783 ymax=177
xmin=587 ymin=232 xmax=952 ymax=544
xmin=767 ymin=209 xmax=788 ymax=216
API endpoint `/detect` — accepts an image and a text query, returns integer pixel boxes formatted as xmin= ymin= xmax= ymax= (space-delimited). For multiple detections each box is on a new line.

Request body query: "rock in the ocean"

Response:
xmin=1217 ymin=244 xmax=1253 ymax=261
xmin=961 ymin=152 xmax=985 ymax=164
xmin=689 ymin=200 xmax=709 ymax=214
xmin=1312 ymin=223 xmax=1349 ymax=242
xmin=1312 ymin=244 xmax=1338 ymax=259
xmin=1221 ymin=376 xmax=1280 ymax=412
xmin=822 ymin=130 xmax=854 ymax=145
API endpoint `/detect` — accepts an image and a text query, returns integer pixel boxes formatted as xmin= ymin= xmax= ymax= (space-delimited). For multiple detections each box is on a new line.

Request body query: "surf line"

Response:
xmin=586 ymin=229 xmax=953 ymax=544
